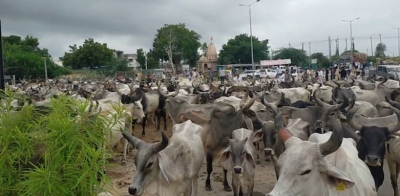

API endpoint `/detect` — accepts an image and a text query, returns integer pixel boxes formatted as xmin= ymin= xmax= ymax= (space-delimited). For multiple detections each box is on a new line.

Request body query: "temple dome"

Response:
xmin=205 ymin=38 xmax=218 ymax=63
xmin=198 ymin=55 xmax=208 ymax=63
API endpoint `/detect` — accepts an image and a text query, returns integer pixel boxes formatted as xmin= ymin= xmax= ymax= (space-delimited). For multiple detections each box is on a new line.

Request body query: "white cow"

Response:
xmin=122 ymin=120 xmax=205 ymax=196
xmin=267 ymin=117 xmax=377 ymax=196
xmin=275 ymin=87 xmax=310 ymax=103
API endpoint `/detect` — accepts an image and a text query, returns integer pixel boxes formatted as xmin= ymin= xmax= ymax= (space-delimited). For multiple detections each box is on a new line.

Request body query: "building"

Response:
xmin=123 ymin=54 xmax=140 ymax=69
xmin=197 ymin=37 xmax=218 ymax=71
xmin=113 ymin=50 xmax=140 ymax=69
xmin=52 ymin=58 xmax=63 ymax=66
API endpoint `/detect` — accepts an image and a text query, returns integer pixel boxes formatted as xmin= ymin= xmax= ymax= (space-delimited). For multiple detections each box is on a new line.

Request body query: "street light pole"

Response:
xmin=239 ymin=0 xmax=260 ymax=77
xmin=342 ymin=17 xmax=360 ymax=68
xmin=43 ymin=57 xmax=48 ymax=81
xmin=393 ymin=27 xmax=400 ymax=59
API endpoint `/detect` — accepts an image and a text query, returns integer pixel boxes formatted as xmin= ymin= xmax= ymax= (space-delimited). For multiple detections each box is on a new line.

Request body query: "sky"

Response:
xmin=1 ymin=0 xmax=399 ymax=60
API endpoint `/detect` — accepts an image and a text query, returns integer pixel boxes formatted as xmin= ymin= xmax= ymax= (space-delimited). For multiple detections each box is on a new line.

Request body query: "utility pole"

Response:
xmin=301 ymin=42 xmax=304 ymax=51
xmin=370 ymin=37 xmax=374 ymax=56
xmin=309 ymin=42 xmax=311 ymax=68
xmin=289 ymin=42 xmax=291 ymax=48
xmin=328 ymin=36 xmax=332 ymax=66
xmin=379 ymin=34 xmax=382 ymax=44
xmin=342 ymin=17 xmax=360 ymax=67
xmin=345 ymin=39 xmax=348 ymax=51
xmin=270 ymin=49 xmax=273 ymax=60
xmin=43 ymin=58 xmax=48 ymax=81
xmin=393 ymin=27 xmax=400 ymax=58
xmin=0 ymin=20 xmax=4 ymax=90
xmin=144 ymin=50 xmax=148 ymax=70
xmin=239 ymin=0 xmax=261 ymax=77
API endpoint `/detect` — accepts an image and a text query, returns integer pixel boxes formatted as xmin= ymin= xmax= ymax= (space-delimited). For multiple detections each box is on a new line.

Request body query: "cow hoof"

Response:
xmin=141 ymin=134 xmax=145 ymax=137
xmin=121 ymin=160 xmax=127 ymax=166
xmin=205 ymin=185 xmax=212 ymax=191
xmin=223 ymin=185 xmax=232 ymax=192
xmin=265 ymin=157 xmax=271 ymax=162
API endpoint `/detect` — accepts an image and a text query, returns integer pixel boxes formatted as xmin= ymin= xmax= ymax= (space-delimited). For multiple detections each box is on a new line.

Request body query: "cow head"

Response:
xmin=255 ymin=120 xmax=276 ymax=156
xmin=314 ymin=90 xmax=349 ymax=130
xmin=347 ymin=98 xmax=400 ymax=167
xmin=122 ymin=131 xmax=169 ymax=196
xmin=267 ymin=112 xmax=355 ymax=196
xmin=219 ymin=131 xmax=262 ymax=175
xmin=115 ymin=84 xmax=145 ymax=122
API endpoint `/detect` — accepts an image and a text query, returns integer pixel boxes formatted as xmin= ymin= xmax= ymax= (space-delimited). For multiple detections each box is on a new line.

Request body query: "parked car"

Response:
xmin=368 ymin=65 xmax=400 ymax=80
xmin=239 ymin=70 xmax=260 ymax=80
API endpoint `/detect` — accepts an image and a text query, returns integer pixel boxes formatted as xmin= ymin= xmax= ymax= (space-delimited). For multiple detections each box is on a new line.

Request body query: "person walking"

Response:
xmin=208 ymin=68 xmax=213 ymax=82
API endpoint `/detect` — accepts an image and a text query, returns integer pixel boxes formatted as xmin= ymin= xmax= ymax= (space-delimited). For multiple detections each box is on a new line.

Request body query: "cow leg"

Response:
xmin=120 ymin=138 xmax=128 ymax=165
xmin=205 ymin=153 xmax=213 ymax=191
xmin=155 ymin=111 xmax=161 ymax=132
xmin=247 ymin=181 xmax=254 ymax=196
xmin=239 ymin=186 xmax=243 ymax=196
xmin=141 ymin=115 xmax=147 ymax=137
xmin=223 ymin=169 xmax=232 ymax=191
xmin=232 ymin=177 xmax=240 ymax=196
xmin=131 ymin=119 xmax=136 ymax=134
xmin=387 ymin=157 xmax=399 ymax=196
xmin=162 ymin=111 xmax=167 ymax=132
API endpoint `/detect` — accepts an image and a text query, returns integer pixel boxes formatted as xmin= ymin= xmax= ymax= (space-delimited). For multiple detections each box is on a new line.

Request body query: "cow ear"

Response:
xmin=355 ymin=130 xmax=361 ymax=135
xmin=319 ymin=161 xmax=355 ymax=190
xmin=219 ymin=149 xmax=233 ymax=170
xmin=245 ymin=151 xmax=255 ymax=167
xmin=253 ymin=130 xmax=263 ymax=142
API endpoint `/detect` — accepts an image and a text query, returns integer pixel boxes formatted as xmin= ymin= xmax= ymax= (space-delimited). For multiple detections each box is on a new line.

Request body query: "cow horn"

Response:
xmin=346 ymin=107 xmax=362 ymax=131
xmin=313 ymin=89 xmax=330 ymax=107
xmin=386 ymin=96 xmax=400 ymax=109
xmin=128 ymin=84 xmax=135 ymax=95
xmin=319 ymin=117 xmax=343 ymax=156
xmin=240 ymin=90 xmax=256 ymax=112
xmin=332 ymin=81 xmax=341 ymax=87
xmin=122 ymin=131 xmax=143 ymax=150
xmin=350 ymin=78 xmax=355 ymax=86
xmin=114 ymin=83 xmax=123 ymax=96
xmin=154 ymin=131 xmax=169 ymax=152
xmin=378 ymin=77 xmax=388 ymax=87
xmin=388 ymin=106 xmax=400 ymax=133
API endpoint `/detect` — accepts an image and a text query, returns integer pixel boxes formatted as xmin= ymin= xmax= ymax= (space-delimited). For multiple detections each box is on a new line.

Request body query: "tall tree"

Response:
xmin=2 ymin=35 xmax=70 ymax=79
xmin=152 ymin=23 xmax=201 ymax=73
xmin=200 ymin=42 xmax=208 ymax=55
xmin=273 ymin=48 xmax=308 ymax=65
xmin=136 ymin=48 xmax=146 ymax=69
xmin=218 ymin=34 xmax=269 ymax=64
xmin=61 ymin=38 xmax=114 ymax=69
xmin=375 ymin=43 xmax=386 ymax=58
xmin=310 ymin=53 xmax=330 ymax=68
xmin=146 ymin=50 xmax=160 ymax=69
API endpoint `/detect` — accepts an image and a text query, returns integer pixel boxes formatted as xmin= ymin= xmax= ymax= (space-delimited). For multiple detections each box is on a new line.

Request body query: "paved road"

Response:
xmin=377 ymin=160 xmax=397 ymax=196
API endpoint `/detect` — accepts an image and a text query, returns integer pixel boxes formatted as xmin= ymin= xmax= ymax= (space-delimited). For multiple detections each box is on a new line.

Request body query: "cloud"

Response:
xmin=1 ymin=0 xmax=399 ymax=60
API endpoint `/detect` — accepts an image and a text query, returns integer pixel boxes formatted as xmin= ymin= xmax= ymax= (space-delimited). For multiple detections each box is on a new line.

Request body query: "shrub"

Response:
xmin=0 ymin=90 xmax=122 ymax=196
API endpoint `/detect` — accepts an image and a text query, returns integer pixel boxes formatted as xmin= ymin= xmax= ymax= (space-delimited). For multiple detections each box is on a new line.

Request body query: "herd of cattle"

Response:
xmin=6 ymin=75 xmax=400 ymax=196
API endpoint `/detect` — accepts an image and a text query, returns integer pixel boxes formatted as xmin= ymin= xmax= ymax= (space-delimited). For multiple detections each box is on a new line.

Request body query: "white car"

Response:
xmin=239 ymin=70 xmax=260 ymax=80
xmin=264 ymin=69 xmax=277 ymax=78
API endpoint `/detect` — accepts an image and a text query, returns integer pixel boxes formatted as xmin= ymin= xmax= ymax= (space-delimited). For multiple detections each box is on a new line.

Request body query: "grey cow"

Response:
xmin=219 ymin=128 xmax=262 ymax=196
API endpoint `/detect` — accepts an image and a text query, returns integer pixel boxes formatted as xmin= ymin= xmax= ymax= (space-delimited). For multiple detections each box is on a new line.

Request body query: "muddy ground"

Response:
xmin=102 ymin=121 xmax=277 ymax=196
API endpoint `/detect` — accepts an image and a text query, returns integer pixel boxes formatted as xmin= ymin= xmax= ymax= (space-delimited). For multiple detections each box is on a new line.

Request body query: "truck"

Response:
xmin=368 ymin=65 xmax=400 ymax=80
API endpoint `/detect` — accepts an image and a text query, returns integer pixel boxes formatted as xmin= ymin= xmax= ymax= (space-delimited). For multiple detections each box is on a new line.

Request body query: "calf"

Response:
xmin=219 ymin=128 xmax=261 ymax=196
xmin=122 ymin=120 xmax=205 ymax=196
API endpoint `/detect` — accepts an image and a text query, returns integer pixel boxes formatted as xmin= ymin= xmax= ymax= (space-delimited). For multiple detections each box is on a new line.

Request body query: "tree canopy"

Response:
xmin=152 ymin=23 xmax=201 ymax=71
xmin=310 ymin=53 xmax=330 ymax=68
xmin=218 ymin=34 xmax=269 ymax=65
xmin=273 ymin=48 xmax=308 ymax=65
xmin=375 ymin=43 xmax=386 ymax=58
xmin=2 ymin=35 xmax=71 ymax=79
xmin=61 ymin=38 xmax=114 ymax=69
xmin=136 ymin=49 xmax=146 ymax=69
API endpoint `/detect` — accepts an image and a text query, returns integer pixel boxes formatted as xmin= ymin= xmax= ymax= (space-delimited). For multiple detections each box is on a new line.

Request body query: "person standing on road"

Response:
xmin=208 ymin=68 xmax=213 ymax=82
xmin=219 ymin=69 xmax=226 ymax=84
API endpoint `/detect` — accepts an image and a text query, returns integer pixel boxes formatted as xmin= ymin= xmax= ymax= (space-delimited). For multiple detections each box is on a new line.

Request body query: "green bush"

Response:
xmin=0 ymin=91 xmax=123 ymax=196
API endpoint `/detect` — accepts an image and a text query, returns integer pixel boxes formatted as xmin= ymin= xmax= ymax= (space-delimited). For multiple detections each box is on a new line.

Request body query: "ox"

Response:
xmin=122 ymin=120 xmax=205 ymax=196
xmin=346 ymin=101 xmax=400 ymax=190
xmin=177 ymin=91 xmax=256 ymax=192
xmin=219 ymin=128 xmax=261 ymax=196
xmin=267 ymin=112 xmax=377 ymax=196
